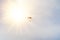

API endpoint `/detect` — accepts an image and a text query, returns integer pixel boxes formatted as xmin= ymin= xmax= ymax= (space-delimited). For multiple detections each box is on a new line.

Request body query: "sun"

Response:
xmin=3 ymin=2 xmax=29 ymax=25
xmin=9 ymin=5 xmax=27 ymax=23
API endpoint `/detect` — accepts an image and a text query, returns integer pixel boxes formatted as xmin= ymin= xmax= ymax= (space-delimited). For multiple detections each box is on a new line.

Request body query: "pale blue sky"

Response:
xmin=0 ymin=0 xmax=60 ymax=40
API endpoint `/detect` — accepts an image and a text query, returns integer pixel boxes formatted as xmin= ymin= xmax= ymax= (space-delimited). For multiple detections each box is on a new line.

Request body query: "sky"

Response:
xmin=0 ymin=0 xmax=60 ymax=40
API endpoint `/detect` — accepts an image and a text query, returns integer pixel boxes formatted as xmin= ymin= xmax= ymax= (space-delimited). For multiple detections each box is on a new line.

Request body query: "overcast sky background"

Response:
xmin=0 ymin=0 xmax=60 ymax=40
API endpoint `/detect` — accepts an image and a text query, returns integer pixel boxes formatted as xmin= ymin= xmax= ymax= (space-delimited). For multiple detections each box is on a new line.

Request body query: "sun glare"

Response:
xmin=2 ymin=0 xmax=33 ymax=33
xmin=3 ymin=2 xmax=30 ymax=25
xmin=9 ymin=5 xmax=27 ymax=23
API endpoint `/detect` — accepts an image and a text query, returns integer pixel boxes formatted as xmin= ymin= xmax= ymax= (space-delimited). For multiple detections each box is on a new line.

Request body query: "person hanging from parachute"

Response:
xmin=25 ymin=16 xmax=32 ymax=22
xmin=27 ymin=17 xmax=32 ymax=22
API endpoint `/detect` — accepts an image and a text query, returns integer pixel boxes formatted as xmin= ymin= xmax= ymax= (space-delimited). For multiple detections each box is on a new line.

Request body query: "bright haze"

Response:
xmin=0 ymin=0 xmax=60 ymax=40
